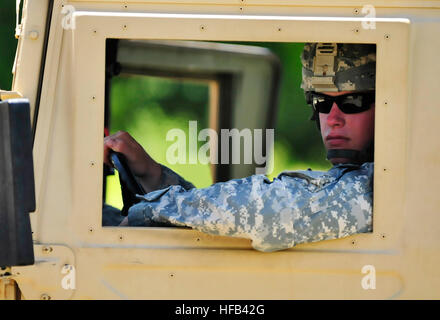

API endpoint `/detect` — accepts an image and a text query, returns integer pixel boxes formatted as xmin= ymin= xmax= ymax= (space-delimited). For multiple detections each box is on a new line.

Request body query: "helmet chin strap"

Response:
xmin=327 ymin=149 xmax=372 ymax=164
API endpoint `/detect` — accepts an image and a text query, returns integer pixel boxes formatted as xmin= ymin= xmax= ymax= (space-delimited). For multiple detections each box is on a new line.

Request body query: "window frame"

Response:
xmin=69 ymin=11 xmax=410 ymax=255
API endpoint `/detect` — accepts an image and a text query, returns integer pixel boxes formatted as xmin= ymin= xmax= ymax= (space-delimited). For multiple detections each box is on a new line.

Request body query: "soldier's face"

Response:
xmin=319 ymin=90 xmax=375 ymax=164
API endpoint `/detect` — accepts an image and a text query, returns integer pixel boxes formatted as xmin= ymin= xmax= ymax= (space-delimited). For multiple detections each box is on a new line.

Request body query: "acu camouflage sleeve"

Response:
xmin=128 ymin=163 xmax=373 ymax=252
xmin=156 ymin=164 xmax=196 ymax=191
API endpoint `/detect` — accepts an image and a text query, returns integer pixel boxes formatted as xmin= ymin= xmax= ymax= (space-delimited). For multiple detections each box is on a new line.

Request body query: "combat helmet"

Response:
xmin=301 ymin=43 xmax=376 ymax=164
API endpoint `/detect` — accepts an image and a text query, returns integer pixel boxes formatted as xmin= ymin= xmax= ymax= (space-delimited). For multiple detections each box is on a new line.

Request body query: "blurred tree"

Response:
xmin=0 ymin=0 xmax=18 ymax=90
xmin=110 ymin=75 xmax=209 ymax=132
xmin=265 ymin=42 xmax=327 ymax=165
xmin=227 ymin=42 xmax=328 ymax=167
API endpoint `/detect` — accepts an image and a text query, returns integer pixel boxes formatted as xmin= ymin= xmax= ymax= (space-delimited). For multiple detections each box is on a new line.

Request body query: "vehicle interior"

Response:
xmin=102 ymin=39 xmax=337 ymax=225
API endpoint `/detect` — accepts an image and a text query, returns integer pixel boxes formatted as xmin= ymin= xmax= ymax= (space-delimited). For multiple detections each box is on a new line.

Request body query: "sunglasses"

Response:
xmin=309 ymin=91 xmax=375 ymax=114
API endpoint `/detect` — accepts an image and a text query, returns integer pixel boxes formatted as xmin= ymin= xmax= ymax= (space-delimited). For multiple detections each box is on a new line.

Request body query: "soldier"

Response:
xmin=103 ymin=43 xmax=376 ymax=252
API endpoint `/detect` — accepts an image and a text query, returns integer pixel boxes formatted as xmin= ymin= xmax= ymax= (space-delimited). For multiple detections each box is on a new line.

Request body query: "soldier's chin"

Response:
xmin=330 ymin=157 xmax=352 ymax=165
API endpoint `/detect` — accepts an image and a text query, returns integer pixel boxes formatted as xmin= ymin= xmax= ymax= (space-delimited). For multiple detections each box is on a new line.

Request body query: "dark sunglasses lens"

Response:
xmin=312 ymin=95 xmax=332 ymax=113
xmin=311 ymin=92 xmax=374 ymax=114
xmin=338 ymin=94 xmax=373 ymax=114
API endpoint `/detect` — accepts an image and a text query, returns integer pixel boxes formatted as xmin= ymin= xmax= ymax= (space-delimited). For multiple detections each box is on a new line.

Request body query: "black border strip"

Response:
xmin=32 ymin=0 xmax=54 ymax=144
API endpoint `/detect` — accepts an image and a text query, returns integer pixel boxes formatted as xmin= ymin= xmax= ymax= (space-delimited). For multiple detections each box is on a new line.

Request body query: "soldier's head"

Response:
xmin=301 ymin=43 xmax=376 ymax=164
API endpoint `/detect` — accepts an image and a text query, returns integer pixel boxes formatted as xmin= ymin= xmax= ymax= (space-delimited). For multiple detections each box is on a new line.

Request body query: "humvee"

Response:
xmin=1 ymin=0 xmax=439 ymax=299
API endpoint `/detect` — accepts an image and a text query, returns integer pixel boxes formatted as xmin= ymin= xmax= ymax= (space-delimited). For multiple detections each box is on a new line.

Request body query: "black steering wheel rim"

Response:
xmin=110 ymin=152 xmax=145 ymax=216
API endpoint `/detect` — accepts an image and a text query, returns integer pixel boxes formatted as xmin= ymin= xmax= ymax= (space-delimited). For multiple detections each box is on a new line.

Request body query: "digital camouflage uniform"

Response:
xmin=119 ymin=43 xmax=376 ymax=252
xmin=127 ymin=163 xmax=373 ymax=252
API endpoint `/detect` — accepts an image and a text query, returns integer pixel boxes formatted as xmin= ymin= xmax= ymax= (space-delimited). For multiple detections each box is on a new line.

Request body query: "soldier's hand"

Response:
xmin=104 ymin=131 xmax=162 ymax=191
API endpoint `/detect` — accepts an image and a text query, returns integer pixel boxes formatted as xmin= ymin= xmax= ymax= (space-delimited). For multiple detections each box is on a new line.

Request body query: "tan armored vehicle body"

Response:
xmin=0 ymin=0 xmax=439 ymax=299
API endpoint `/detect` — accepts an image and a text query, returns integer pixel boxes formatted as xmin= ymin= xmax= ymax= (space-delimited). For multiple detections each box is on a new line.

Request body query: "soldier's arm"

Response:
xmin=156 ymin=164 xmax=196 ymax=191
xmin=126 ymin=163 xmax=374 ymax=252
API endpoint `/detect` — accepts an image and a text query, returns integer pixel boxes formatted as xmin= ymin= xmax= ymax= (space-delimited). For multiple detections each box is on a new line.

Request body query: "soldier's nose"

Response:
xmin=326 ymin=103 xmax=345 ymax=128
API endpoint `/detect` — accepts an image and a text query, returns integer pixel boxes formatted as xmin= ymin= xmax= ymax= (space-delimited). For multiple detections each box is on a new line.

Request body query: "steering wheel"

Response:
xmin=110 ymin=152 xmax=145 ymax=216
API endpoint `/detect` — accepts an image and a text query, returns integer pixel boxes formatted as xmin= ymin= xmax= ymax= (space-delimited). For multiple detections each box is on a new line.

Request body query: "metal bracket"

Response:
xmin=11 ymin=244 xmax=76 ymax=300
xmin=15 ymin=0 xmax=23 ymax=39
xmin=311 ymin=43 xmax=338 ymax=92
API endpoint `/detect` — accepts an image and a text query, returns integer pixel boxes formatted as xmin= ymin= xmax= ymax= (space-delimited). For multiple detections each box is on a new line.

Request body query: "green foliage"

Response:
xmin=0 ymin=1 xmax=18 ymax=90
xmin=110 ymin=75 xmax=210 ymax=131
xmin=110 ymin=77 xmax=213 ymax=188
xmin=246 ymin=42 xmax=329 ymax=165
xmin=106 ymin=76 xmax=214 ymax=209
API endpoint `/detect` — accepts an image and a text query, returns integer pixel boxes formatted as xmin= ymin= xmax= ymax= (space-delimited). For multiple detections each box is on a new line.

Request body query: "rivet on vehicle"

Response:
xmin=29 ymin=30 xmax=39 ymax=40
xmin=383 ymin=167 xmax=387 ymax=172
xmin=353 ymin=28 xmax=360 ymax=34
xmin=42 ymin=246 xmax=53 ymax=254
xmin=92 ymin=96 xmax=96 ymax=101
xmin=169 ymin=273 xmax=175 ymax=278
xmin=353 ymin=8 xmax=360 ymax=15
xmin=351 ymin=240 xmax=356 ymax=245
xmin=384 ymin=101 xmax=388 ymax=106
xmin=381 ymin=234 xmax=386 ymax=239
xmin=89 ymin=227 xmax=94 ymax=233
xmin=90 ymin=161 xmax=95 ymax=167
xmin=40 ymin=294 xmax=51 ymax=300
xmin=278 ymin=27 xmax=282 ymax=32
xmin=123 ymin=25 xmax=127 ymax=30
xmin=119 ymin=235 xmax=123 ymax=241
xmin=200 ymin=25 xmax=206 ymax=31
xmin=384 ymin=34 xmax=390 ymax=40
xmin=93 ymin=30 xmax=97 ymax=35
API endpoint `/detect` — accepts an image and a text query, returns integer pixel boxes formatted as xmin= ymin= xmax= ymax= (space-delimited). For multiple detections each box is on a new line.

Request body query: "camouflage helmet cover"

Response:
xmin=301 ymin=43 xmax=376 ymax=93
